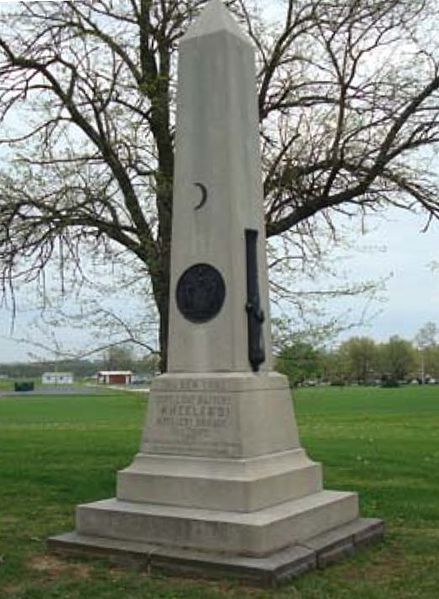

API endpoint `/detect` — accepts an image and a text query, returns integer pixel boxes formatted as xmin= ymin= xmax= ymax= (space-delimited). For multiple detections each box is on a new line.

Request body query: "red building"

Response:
xmin=97 ymin=371 xmax=133 ymax=385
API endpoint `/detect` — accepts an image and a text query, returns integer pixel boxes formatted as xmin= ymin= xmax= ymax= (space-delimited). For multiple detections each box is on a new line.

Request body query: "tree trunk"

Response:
xmin=151 ymin=254 xmax=170 ymax=373
xmin=157 ymin=285 xmax=169 ymax=374
xmin=151 ymin=121 xmax=174 ymax=373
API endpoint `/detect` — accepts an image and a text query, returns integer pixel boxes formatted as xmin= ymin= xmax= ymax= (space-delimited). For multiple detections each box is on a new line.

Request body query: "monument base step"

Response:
xmin=73 ymin=490 xmax=359 ymax=556
xmin=117 ymin=449 xmax=323 ymax=512
xmin=48 ymin=517 xmax=384 ymax=587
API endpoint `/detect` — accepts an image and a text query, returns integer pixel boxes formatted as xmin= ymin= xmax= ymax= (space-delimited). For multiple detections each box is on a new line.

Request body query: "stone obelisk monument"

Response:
xmin=50 ymin=0 xmax=383 ymax=584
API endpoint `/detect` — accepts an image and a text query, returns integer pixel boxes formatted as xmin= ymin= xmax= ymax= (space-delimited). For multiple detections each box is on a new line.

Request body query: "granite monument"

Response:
xmin=49 ymin=0 xmax=384 ymax=585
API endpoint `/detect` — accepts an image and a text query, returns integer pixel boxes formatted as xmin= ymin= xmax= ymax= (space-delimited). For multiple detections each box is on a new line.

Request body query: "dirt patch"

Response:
xmin=2 ymin=584 xmax=25 ymax=595
xmin=29 ymin=554 xmax=91 ymax=580
xmin=358 ymin=554 xmax=408 ymax=583
xmin=335 ymin=543 xmax=408 ymax=585
xmin=146 ymin=571 xmax=291 ymax=598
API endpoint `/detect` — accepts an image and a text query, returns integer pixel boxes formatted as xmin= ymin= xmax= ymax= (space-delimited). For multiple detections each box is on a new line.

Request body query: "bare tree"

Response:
xmin=415 ymin=321 xmax=438 ymax=383
xmin=0 ymin=0 xmax=438 ymax=370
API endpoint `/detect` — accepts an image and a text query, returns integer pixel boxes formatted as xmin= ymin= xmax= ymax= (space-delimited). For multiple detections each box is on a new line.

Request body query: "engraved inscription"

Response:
xmin=155 ymin=378 xmax=229 ymax=392
xmin=155 ymin=393 xmax=232 ymax=430
xmin=146 ymin=385 xmax=241 ymax=456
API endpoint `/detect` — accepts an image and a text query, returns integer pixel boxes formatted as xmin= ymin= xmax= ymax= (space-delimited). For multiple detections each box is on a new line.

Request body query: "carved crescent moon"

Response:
xmin=194 ymin=182 xmax=208 ymax=210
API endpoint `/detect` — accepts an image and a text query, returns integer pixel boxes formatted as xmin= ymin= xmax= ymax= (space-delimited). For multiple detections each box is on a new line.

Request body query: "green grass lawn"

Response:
xmin=0 ymin=380 xmax=14 ymax=391
xmin=0 ymin=386 xmax=438 ymax=598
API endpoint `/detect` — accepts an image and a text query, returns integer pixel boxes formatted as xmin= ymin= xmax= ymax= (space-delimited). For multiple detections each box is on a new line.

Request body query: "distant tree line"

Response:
xmin=0 ymin=346 xmax=159 ymax=380
xmin=2 ymin=324 xmax=438 ymax=387
xmin=276 ymin=323 xmax=439 ymax=387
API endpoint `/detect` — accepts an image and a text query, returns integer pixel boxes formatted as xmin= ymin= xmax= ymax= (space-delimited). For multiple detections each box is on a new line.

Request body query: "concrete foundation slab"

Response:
xmin=48 ymin=517 xmax=384 ymax=586
xmin=303 ymin=517 xmax=385 ymax=568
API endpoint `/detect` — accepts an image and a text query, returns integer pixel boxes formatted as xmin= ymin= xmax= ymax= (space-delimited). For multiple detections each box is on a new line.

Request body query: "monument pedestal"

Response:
xmin=49 ymin=373 xmax=384 ymax=584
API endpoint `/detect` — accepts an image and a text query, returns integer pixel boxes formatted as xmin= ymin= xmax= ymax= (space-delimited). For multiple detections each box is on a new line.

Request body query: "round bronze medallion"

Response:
xmin=176 ymin=264 xmax=226 ymax=324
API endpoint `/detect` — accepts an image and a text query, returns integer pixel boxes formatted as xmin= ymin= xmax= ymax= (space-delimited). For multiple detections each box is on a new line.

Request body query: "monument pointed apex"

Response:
xmin=182 ymin=0 xmax=250 ymax=43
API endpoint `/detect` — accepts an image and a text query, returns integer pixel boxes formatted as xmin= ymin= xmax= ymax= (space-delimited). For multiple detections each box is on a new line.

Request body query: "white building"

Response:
xmin=42 ymin=372 xmax=74 ymax=385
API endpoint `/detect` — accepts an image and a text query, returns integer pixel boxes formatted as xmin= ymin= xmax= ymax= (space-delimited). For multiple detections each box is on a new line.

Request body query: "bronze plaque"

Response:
xmin=176 ymin=264 xmax=226 ymax=323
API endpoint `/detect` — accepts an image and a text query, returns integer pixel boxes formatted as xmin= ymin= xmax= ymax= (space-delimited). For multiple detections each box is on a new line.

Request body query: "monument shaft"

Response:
xmin=168 ymin=8 xmax=272 ymax=373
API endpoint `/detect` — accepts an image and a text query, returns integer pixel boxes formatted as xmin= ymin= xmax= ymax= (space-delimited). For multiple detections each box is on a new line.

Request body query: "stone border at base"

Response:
xmin=48 ymin=517 xmax=384 ymax=587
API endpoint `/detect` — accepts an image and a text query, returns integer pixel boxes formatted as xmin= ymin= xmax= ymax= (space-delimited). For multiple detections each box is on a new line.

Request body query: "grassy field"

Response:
xmin=0 ymin=385 xmax=438 ymax=598
xmin=0 ymin=380 xmax=15 ymax=392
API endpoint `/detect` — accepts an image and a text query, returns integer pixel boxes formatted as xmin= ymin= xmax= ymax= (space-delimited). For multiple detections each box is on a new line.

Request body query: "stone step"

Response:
xmin=117 ymin=449 xmax=323 ymax=511
xmin=76 ymin=489 xmax=359 ymax=557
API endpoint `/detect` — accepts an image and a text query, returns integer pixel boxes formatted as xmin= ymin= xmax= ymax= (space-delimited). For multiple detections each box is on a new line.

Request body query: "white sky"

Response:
xmin=332 ymin=211 xmax=438 ymax=343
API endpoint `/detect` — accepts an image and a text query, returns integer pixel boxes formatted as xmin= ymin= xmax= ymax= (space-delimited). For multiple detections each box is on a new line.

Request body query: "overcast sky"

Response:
xmin=332 ymin=211 xmax=438 ymax=343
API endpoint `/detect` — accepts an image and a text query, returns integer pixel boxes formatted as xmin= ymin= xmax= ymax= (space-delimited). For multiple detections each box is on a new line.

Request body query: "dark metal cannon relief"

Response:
xmin=245 ymin=229 xmax=265 ymax=372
